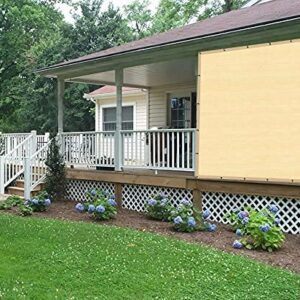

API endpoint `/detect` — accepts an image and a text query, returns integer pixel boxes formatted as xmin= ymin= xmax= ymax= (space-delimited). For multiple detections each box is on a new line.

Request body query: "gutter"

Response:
xmin=37 ymin=15 xmax=300 ymax=75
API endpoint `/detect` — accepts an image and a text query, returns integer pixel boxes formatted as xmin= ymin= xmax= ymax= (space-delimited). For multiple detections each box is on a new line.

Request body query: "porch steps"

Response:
xmin=7 ymin=180 xmax=44 ymax=198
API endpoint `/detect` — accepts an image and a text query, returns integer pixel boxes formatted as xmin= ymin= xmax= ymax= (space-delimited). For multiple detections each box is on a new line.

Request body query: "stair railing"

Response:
xmin=0 ymin=132 xmax=36 ymax=194
xmin=24 ymin=139 xmax=51 ymax=199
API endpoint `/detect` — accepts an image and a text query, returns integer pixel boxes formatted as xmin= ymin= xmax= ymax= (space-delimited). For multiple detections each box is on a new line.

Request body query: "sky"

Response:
xmin=56 ymin=0 xmax=161 ymax=24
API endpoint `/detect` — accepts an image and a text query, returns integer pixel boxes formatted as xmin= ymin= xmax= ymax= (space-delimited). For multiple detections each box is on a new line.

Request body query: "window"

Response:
xmin=170 ymin=96 xmax=191 ymax=129
xmin=103 ymin=106 xmax=134 ymax=131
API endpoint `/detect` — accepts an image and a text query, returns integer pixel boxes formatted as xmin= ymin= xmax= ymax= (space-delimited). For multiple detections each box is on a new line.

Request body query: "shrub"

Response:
xmin=44 ymin=134 xmax=66 ymax=201
xmin=24 ymin=191 xmax=52 ymax=212
xmin=0 ymin=195 xmax=23 ymax=210
xmin=145 ymin=193 xmax=172 ymax=221
xmin=75 ymin=189 xmax=117 ymax=221
xmin=18 ymin=204 xmax=33 ymax=216
xmin=227 ymin=205 xmax=285 ymax=252
xmin=169 ymin=199 xmax=217 ymax=233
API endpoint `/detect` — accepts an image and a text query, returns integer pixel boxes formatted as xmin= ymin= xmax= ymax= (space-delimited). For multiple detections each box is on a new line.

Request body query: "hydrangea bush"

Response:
xmin=227 ymin=205 xmax=285 ymax=252
xmin=145 ymin=193 xmax=172 ymax=221
xmin=75 ymin=189 xmax=117 ymax=221
xmin=24 ymin=191 xmax=52 ymax=212
xmin=169 ymin=199 xmax=217 ymax=233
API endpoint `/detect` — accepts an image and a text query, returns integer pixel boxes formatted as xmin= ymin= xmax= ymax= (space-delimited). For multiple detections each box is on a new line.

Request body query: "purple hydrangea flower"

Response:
xmin=96 ymin=205 xmax=105 ymax=213
xmin=207 ymin=223 xmax=217 ymax=232
xmin=180 ymin=198 xmax=191 ymax=206
xmin=233 ymin=240 xmax=243 ymax=249
xmin=44 ymin=199 xmax=51 ymax=207
xmin=108 ymin=198 xmax=117 ymax=207
xmin=32 ymin=199 xmax=39 ymax=205
xmin=202 ymin=209 xmax=210 ymax=220
xmin=236 ymin=228 xmax=242 ymax=236
xmin=259 ymin=224 xmax=271 ymax=233
xmin=242 ymin=217 xmax=249 ymax=225
xmin=147 ymin=198 xmax=157 ymax=206
xmin=174 ymin=216 xmax=183 ymax=225
xmin=187 ymin=216 xmax=196 ymax=227
xmin=238 ymin=211 xmax=249 ymax=219
xmin=268 ymin=204 xmax=279 ymax=214
xmin=274 ymin=218 xmax=281 ymax=225
xmin=88 ymin=204 xmax=95 ymax=213
xmin=75 ymin=203 xmax=85 ymax=212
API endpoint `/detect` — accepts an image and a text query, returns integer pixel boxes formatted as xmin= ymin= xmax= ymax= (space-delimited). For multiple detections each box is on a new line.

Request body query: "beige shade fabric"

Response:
xmin=197 ymin=40 xmax=300 ymax=181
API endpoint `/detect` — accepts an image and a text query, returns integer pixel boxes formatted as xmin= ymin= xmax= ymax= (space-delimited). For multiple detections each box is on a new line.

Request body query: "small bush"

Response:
xmin=145 ymin=193 xmax=172 ymax=221
xmin=169 ymin=199 xmax=217 ymax=233
xmin=18 ymin=204 xmax=33 ymax=216
xmin=75 ymin=189 xmax=117 ymax=221
xmin=227 ymin=205 xmax=285 ymax=252
xmin=0 ymin=195 xmax=23 ymax=210
xmin=24 ymin=191 xmax=52 ymax=212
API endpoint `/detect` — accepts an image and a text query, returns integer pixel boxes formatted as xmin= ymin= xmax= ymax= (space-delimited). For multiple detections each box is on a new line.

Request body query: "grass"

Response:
xmin=0 ymin=215 xmax=299 ymax=300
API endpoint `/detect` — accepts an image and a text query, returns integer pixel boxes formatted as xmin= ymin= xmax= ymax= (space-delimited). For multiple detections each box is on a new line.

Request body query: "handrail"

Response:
xmin=0 ymin=134 xmax=34 ymax=193
xmin=24 ymin=139 xmax=51 ymax=199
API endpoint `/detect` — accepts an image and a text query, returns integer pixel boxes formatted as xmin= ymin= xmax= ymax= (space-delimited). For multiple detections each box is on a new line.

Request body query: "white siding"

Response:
xmin=148 ymin=82 xmax=196 ymax=128
xmin=96 ymin=92 xmax=147 ymax=131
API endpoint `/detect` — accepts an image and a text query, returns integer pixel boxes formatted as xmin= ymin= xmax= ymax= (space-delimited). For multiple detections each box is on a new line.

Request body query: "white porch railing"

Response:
xmin=60 ymin=129 xmax=195 ymax=171
xmin=121 ymin=129 xmax=196 ymax=171
xmin=0 ymin=134 xmax=34 ymax=193
xmin=61 ymin=131 xmax=115 ymax=167
xmin=24 ymin=139 xmax=51 ymax=199
xmin=0 ymin=132 xmax=31 ymax=156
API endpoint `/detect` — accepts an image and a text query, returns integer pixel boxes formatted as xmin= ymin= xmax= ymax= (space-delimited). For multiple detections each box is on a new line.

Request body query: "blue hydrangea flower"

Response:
xmin=202 ymin=209 xmax=210 ymax=220
xmin=90 ymin=189 xmax=97 ymax=197
xmin=32 ymin=199 xmax=39 ymax=205
xmin=147 ymin=198 xmax=157 ymax=206
xmin=259 ymin=224 xmax=271 ymax=233
xmin=238 ymin=211 xmax=249 ymax=219
xmin=44 ymin=199 xmax=51 ymax=207
xmin=236 ymin=228 xmax=242 ymax=236
xmin=108 ymin=198 xmax=117 ymax=207
xmin=233 ymin=240 xmax=243 ymax=249
xmin=110 ymin=194 xmax=116 ymax=199
xmin=96 ymin=205 xmax=105 ymax=213
xmin=268 ymin=204 xmax=279 ymax=214
xmin=241 ymin=217 xmax=249 ymax=225
xmin=159 ymin=192 xmax=167 ymax=199
xmin=274 ymin=218 xmax=281 ymax=225
xmin=180 ymin=198 xmax=190 ymax=206
xmin=88 ymin=204 xmax=95 ymax=213
xmin=75 ymin=203 xmax=85 ymax=212
xmin=207 ymin=223 xmax=217 ymax=232
xmin=174 ymin=216 xmax=183 ymax=225
xmin=187 ymin=216 xmax=196 ymax=227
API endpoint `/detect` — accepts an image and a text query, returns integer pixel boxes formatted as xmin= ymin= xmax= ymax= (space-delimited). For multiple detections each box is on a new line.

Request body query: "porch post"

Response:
xmin=57 ymin=77 xmax=65 ymax=133
xmin=115 ymin=68 xmax=123 ymax=171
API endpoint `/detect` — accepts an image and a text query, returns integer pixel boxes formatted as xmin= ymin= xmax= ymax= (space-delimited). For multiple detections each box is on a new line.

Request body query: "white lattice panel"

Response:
xmin=202 ymin=192 xmax=300 ymax=235
xmin=66 ymin=180 xmax=114 ymax=202
xmin=122 ymin=184 xmax=193 ymax=212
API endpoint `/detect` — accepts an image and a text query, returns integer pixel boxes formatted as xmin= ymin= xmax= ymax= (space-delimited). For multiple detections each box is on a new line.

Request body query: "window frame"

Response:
xmin=100 ymin=102 xmax=136 ymax=132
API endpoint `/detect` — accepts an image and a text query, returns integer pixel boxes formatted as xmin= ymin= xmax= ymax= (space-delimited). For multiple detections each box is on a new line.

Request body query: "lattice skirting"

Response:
xmin=66 ymin=180 xmax=114 ymax=202
xmin=65 ymin=179 xmax=299 ymax=234
xmin=122 ymin=184 xmax=193 ymax=212
xmin=202 ymin=192 xmax=300 ymax=235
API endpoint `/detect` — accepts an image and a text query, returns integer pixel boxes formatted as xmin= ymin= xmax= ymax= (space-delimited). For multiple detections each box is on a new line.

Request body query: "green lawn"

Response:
xmin=0 ymin=215 xmax=299 ymax=300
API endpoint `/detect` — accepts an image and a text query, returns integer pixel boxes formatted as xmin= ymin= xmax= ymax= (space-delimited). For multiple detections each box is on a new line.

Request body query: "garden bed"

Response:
xmin=2 ymin=200 xmax=300 ymax=273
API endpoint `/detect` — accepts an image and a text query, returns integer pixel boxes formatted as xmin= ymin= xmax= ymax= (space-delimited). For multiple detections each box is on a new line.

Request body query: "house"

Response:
xmin=1 ymin=0 xmax=299 ymax=234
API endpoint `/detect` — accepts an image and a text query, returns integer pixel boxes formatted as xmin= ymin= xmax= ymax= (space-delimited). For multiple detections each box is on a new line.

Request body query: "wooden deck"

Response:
xmin=66 ymin=167 xmax=300 ymax=199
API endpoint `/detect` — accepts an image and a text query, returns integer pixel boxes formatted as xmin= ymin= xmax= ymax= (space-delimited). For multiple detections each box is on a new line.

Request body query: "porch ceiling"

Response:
xmin=66 ymin=57 xmax=197 ymax=88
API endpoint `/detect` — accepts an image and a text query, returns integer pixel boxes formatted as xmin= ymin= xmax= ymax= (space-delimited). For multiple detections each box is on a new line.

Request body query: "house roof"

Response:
xmin=84 ymin=85 xmax=144 ymax=100
xmin=40 ymin=0 xmax=300 ymax=73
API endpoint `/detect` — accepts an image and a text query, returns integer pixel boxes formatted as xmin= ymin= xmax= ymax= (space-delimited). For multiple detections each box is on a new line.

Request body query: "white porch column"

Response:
xmin=115 ymin=68 xmax=123 ymax=171
xmin=57 ymin=77 xmax=65 ymax=133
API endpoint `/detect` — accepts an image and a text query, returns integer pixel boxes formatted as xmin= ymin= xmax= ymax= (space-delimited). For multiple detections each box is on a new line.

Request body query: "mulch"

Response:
xmin=2 ymin=200 xmax=300 ymax=273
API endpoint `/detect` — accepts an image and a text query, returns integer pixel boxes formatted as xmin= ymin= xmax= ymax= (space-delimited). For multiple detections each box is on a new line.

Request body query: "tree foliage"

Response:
xmin=0 ymin=0 xmax=247 ymax=133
